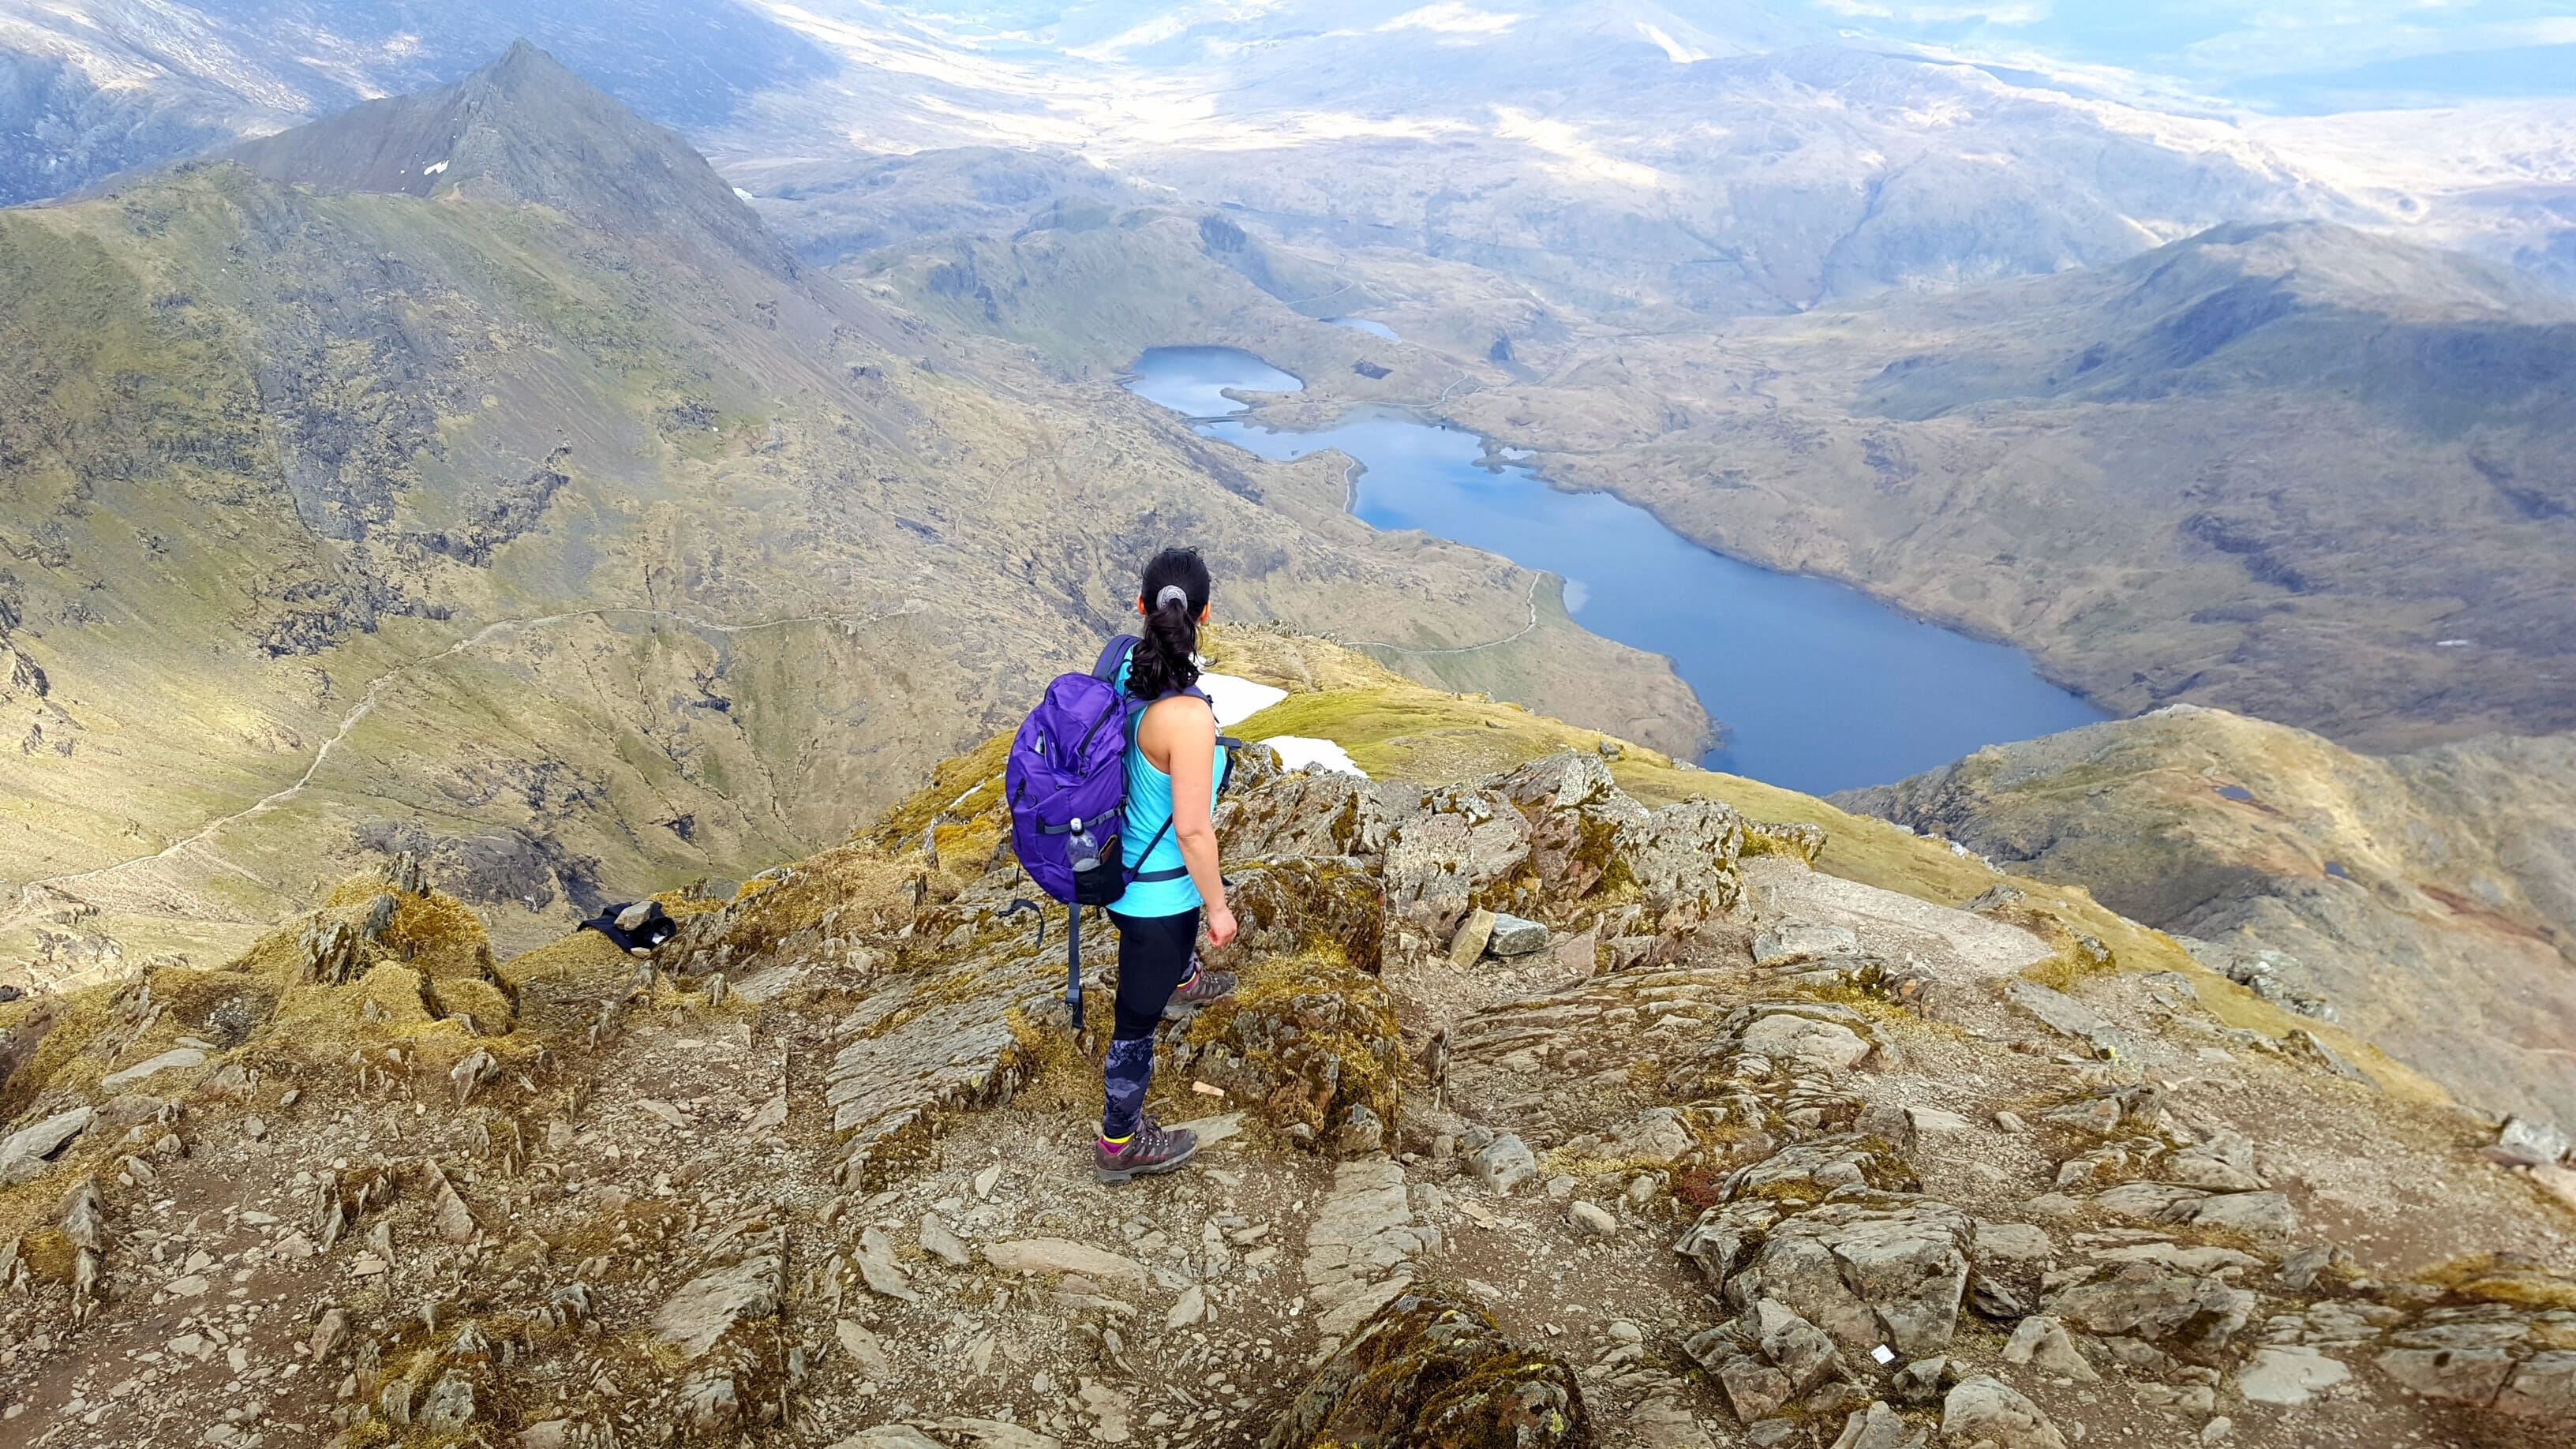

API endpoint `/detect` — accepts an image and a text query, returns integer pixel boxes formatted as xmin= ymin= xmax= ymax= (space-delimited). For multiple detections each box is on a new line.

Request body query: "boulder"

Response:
xmin=1217 ymin=770 xmax=1397 ymax=863
xmin=1498 ymin=752 xmax=1644 ymax=903
xmin=1676 ymin=1201 xmax=1782 ymax=1285
xmin=1487 ymin=913 xmax=1550 ymax=957
xmin=1468 ymin=1134 xmax=1537 ymax=1194
xmin=2376 ymin=1345 xmax=2516 ymax=1406
xmin=2373 ymin=1316 xmax=2533 ymax=1406
xmin=1714 ymin=1353 xmax=1792 ymax=1423
xmin=1226 ymin=858 xmax=1387 ymax=974
xmin=1754 ymin=1299 xmax=1848 ymax=1392
xmin=1264 ymin=1287 xmax=1587 ymax=1449
xmin=1722 ymin=1135 xmax=1919 ymax=1202
xmin=2001 ymin=1316 xmax=2099 ymax=1383
xmin=1448 ymin=910 xmax=1496 ymax=968
xmin=416 ymin=1370 xmax=477 ymax=1433
xmin=981 ymin=1240 xmax=1144 ymax=1282
xmin=2093 ymin=1181 xmax=2206 ymax=1222
xmin=99 ymin=1048 xmax=206 ymax=1094
xmin=1755 ymin=923 xmax=1861 ymax=968
xmin=1739 ymin=1014 xmax=1872 ymax=1073
xmin=1615 ymin=800 xmax=1747 ymax=929
xmin=1830 ymin=1401 xmax=1928 ymax=1449
xmin=1171 ymin=957 xmax=1404 ymax=1147
xmin=2185 ymin=1190 xmax=2297 ymax=1239
xmin=2004 ymin=980 xmax=2127 ymax=1060
xmin=2490 ymin=1117 xmax=2572 ymax=1169
xmin=2043 ymin=1264 xmax=2253 ymax=1357
xmin=1939 ymin=1377 xmax=2064 ymax=1449
xmin=2159 ymin=1154 xmax=2264 ymax=1192
xmin=1378 ymin=786 xmax=1531 ymax=945
xmin=2497 ymin=1351 xmax=2576 ymax=1421
xmin=1728 ymin=1200 xmax=1974 ymax=1358
xmin=0 ymin=1106 xmax=92 ymax=1187
xmin=1601 ymin=1107 xmax=1696 ymax=1165
xmin=1968 ymin=1221 xmax=2054 ymax=1316
xmin=2236 ymin=1346 xmax=2351 ymax=1406
xmin=651 ymin=1255 xmax=781 ymax=1359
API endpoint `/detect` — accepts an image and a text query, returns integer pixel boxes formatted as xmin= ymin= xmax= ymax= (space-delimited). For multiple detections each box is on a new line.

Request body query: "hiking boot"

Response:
xmin=1162 ymin=960 xmax=1237 ymax=1019
xmin=1095 ymin=1116 xmax=1198 ymax=1185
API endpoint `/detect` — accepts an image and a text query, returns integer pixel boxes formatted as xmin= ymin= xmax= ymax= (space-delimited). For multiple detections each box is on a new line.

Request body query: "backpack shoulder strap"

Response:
xmin=1091 ymin=634 xmax=1140 ymax=684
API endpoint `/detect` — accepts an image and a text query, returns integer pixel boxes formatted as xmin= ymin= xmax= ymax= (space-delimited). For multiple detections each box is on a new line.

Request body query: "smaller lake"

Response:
xmin=1324 ymin=316 xmax=1400 ymax=341
xmin=1125 ymin=346 xmax=2106 ymax=793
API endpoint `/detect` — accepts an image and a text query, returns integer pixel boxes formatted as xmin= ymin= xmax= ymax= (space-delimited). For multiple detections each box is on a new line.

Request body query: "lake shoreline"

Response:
xmin=1126 ymin=346 xmax=2109 ymax=794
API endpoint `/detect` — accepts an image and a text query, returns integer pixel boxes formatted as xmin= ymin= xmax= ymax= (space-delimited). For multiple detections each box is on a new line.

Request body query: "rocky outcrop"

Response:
xmin=1266 ymin=1288 xmax=1588 ymax=1449
xmin=1837 ymin=707 xmax=2576 ymax=1127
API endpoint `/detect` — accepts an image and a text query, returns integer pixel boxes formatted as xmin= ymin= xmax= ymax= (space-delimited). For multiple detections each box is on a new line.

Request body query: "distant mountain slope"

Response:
xmin=11 ymin=2 xmax=2572 ymax=309
xmin=0 ymin=0 xmax=838 ymax=204
xmin=1838 ymin=705 xmax=2576 ymax=1129
xmin=0 ymin=44 xmax=1701 ymax=982
xmin=1419 ymin=220 xmax=2576 ymax=749
xmin=849 ymin=202 xmax=2576 ymax=753
xmin=1859 ymin=221 xmax=2576 ymax=425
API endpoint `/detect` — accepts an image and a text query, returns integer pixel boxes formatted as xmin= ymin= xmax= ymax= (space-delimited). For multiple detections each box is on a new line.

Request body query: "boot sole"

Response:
xmin=1095 ymin=1136 xmax=1200 ymax=1185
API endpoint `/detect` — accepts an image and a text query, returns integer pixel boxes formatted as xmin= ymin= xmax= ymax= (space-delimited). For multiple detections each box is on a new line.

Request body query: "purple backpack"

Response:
xmin=1003 ymin=636 xmax=1234 ymax=1029
xmin=1006 ymin=636 xmax=1151 ymax=911
xmin=1004 ymin=638 xmax=1157 ymax=1030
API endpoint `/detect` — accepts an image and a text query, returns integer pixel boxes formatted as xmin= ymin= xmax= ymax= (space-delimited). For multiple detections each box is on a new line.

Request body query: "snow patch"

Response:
xmin=1638 ymin=24 xmax=1709 ymax=64
xmin=1196 ymin=673 xmax=1287 ymax=727
xmin=422 ymin=159 xmax=448 ymax=176
xmin=1260 ymin=736 xmax=1366 ymax=778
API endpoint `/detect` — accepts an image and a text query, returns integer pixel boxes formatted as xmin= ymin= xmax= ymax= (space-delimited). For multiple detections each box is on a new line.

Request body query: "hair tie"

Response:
xmin=1155 ymin=585 xmax=1190 ymax=612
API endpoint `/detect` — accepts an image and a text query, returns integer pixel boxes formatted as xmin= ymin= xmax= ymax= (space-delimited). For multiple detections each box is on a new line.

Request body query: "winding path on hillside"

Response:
xmin=1339 ymin=573 xmax=1545 ymax=657
xmin=5 ymin=601 xmax=921 ymax=930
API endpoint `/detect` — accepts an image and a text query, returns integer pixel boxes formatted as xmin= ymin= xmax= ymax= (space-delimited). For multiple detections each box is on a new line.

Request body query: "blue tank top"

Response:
xmin=1114 ymin=654 xmax=1225 ymax=918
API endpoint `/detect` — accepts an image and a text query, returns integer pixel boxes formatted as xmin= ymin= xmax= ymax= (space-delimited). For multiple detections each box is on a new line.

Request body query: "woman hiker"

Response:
xmin=1096 ymin=547 xmax=1240 ymax=1184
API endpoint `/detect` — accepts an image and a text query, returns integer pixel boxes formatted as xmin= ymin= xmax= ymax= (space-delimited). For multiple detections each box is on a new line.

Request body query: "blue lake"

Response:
xmin=1324 ymin=316 xmax=1400 ymax=341
xmin=1125 ymin=345 xmax=2106 ymax=794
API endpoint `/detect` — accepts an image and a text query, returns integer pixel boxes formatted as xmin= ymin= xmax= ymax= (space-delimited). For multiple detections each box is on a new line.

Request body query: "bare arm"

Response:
xmin=1144 ymin=695 xmax=1237 ymax=946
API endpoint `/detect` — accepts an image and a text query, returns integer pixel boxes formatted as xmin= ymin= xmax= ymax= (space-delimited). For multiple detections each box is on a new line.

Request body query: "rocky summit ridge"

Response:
xmin=2 ymin=637 xmax=2572 ymax=1449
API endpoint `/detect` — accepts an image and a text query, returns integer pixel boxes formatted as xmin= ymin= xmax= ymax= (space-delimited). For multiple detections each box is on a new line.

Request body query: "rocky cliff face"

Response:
xmin=1837 ymin=706 xmax=2576 ymax=1131
xmin=2 ymin=647 xmax=2570 ymax=1448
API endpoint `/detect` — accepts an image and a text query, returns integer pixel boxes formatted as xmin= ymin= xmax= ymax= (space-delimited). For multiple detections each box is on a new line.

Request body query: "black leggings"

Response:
xmin=1099 ymin=907 xmax=1199 ymax=1140
xmin=1108 ymin=907 xmax=1200 ymax=1041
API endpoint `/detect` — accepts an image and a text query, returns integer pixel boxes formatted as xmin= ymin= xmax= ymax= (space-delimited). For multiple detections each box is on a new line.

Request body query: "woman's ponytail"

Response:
xmin=1129 ymin=547 xmax=1211 ymax=699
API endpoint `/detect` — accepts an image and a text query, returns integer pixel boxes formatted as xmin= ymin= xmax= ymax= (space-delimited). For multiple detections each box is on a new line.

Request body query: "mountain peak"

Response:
xmin=222 ymin=41 xmax=793 ymax=278
xmin=2128 ymin=220 xmax=2574 ymax=323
